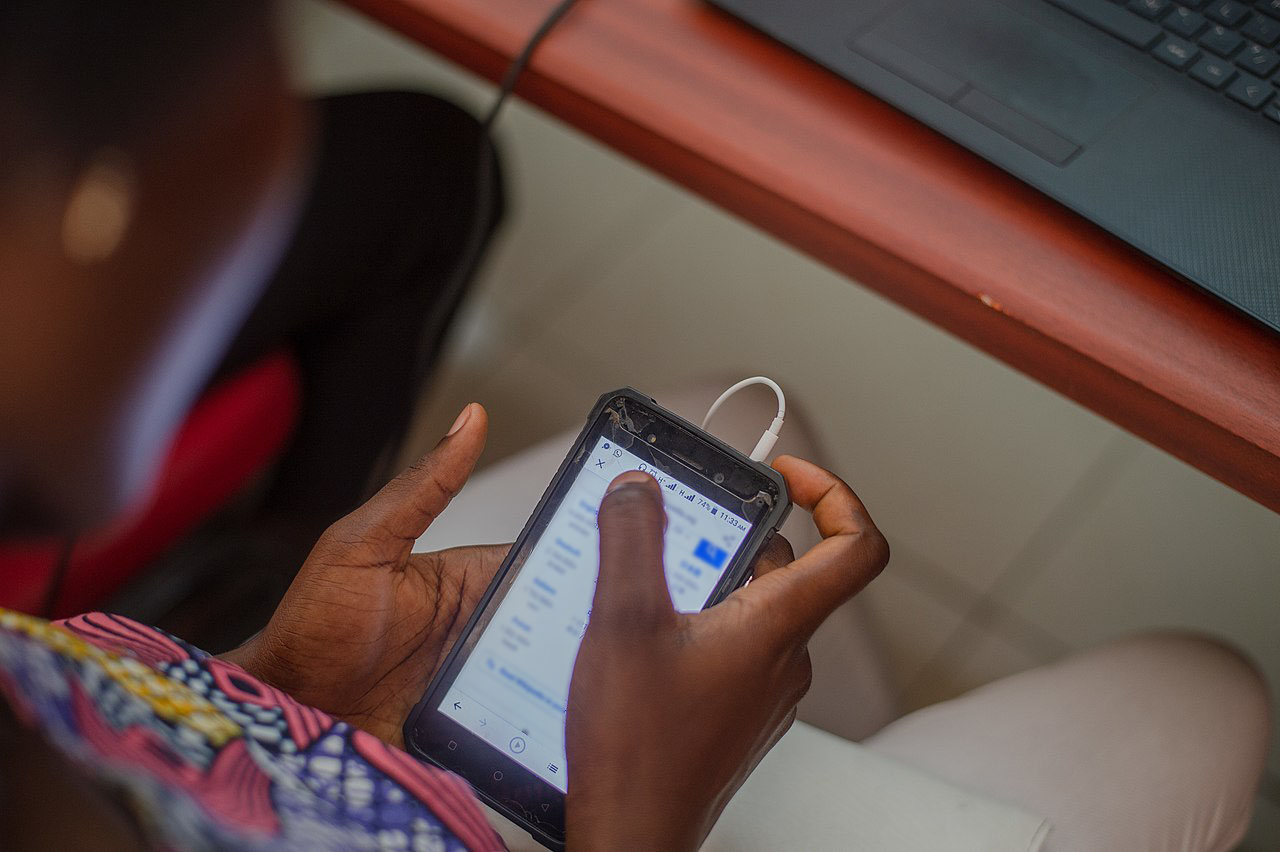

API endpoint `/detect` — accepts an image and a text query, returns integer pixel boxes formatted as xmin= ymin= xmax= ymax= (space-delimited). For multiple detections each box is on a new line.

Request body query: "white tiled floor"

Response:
xmin=288 ymin=3 xmax=1280 ymax=846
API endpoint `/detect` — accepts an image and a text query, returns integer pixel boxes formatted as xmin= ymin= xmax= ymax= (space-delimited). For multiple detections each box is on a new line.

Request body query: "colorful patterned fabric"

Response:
xmin=0 ymin=608 xmax=504 ymax=851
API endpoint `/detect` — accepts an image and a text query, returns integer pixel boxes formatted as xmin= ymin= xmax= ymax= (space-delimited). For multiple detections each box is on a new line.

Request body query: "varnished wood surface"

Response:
xmin=345 ymin=0 xmax=1280 ymax=512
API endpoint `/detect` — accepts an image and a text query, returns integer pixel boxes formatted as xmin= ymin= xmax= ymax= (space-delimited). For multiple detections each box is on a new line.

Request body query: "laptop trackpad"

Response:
xmin=850 ymin=0 xmax=1151 ymax=164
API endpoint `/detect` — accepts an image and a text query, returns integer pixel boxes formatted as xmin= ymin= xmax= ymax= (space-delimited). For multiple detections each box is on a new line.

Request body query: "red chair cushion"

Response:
xmin=0 ymin=351 xmax=301 ymax=616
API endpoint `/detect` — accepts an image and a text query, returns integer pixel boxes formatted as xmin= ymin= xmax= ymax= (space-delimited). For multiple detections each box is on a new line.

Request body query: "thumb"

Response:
xmin=591 ymin=471 xmax=675 ymax=634
xmin=343 ymin=403 xmax=488 ymax=544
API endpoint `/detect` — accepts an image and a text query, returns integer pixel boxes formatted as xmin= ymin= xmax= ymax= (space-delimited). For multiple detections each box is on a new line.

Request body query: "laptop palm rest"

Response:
xmin=850 ymin=0 xmax=1151 ymax=165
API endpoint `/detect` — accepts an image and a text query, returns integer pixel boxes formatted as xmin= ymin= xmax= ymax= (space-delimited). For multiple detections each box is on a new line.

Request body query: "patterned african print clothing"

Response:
xmin=0 ymin=608 xmax=504 ymax=851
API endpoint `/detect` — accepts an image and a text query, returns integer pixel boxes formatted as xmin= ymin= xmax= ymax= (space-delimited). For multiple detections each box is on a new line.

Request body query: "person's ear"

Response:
xmin=60 ymin=149 xmax=135 ymax=265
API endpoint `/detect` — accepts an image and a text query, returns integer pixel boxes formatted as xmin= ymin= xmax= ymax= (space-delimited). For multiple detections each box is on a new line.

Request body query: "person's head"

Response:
xmin=0 ymin=2 xmax=309 ymax=534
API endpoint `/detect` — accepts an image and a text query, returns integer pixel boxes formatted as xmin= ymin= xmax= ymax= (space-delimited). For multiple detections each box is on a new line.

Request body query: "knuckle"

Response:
xmin=411 ymin=459 xmax=460 ymax=501
xmin=792 ymin=649 xmax=814 ymax=699
xmin=865 ymin=529 xmax=891 ymax=572
xmin=834 ymin=528 xmax=889 ymax=581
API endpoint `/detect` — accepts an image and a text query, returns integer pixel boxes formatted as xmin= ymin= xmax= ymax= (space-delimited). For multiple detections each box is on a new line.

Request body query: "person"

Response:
xmin=0 ymin=4 xmax=1269 ymax=851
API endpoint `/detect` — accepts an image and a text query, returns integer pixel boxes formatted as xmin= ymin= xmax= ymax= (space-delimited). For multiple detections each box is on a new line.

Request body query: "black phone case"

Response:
xmin=402 ymin=388 xmax=791 ymax=850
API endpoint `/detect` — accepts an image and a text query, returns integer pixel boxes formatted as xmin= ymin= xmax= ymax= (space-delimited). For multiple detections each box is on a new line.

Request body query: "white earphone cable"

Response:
xmin=701 ymin=377 xmax=786 ymax=463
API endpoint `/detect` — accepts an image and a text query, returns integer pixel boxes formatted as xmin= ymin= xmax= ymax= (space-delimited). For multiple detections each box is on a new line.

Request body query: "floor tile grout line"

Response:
xmin=981 ymin=432 xmax=1144 ymax=605
xmin=963 ymin=597 xmax=1072 ymax=660
xmin=895 ymin=433 xmax=1143 ymax=705
xmin=871 ymin=549 xmax=1009 ymax=708
xmin=879 ymin=540 xmax=987 ymax=609
xmin=484 ymin=198 xmax=724 ymax=397
xmin=486 ymin=187 xmax=685 ymax=342
xmin=407 ymin=169 xmax=683 ymax=440
xmin=886 ymin=544 xmax=1072 ymax=661
xmin=879 ymin=542 xmax=1066 ymax=707
xmin=404 ymin=167 xmax=689 ymax=473
xmin=897 ymin=619 xmax=993 ymax=710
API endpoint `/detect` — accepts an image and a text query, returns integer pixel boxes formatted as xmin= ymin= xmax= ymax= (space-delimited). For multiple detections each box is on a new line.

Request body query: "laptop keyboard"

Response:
xmin=1046 ymin=0 xmax=1280 ymax=122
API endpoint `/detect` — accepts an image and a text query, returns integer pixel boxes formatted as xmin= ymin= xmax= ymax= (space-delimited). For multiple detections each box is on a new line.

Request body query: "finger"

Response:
xmin=773 ymin=455 xmax=878 ymax=538
xmin=344 ymin=403 xmax=488 ymax=543
xmin=741 ymin=456 xmax=889 ymax=639
xmin=591 ymin=471 xmax=675 ymax=633
xmin=750 ymin=533 xmax=794 ymax=579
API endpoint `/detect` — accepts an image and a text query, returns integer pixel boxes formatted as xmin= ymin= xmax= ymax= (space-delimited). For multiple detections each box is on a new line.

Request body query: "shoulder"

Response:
xmin=0 ymin=608 xmax=502 ymax=850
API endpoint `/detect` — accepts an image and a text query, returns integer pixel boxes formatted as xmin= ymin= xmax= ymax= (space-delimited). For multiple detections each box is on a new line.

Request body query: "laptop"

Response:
xmin=707 ymin=0 xmax=1280 ymax=334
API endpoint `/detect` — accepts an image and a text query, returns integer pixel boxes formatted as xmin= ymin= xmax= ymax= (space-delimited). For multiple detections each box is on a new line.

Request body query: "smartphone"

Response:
xmin=402 ymin=388 xmax=791 ymax=849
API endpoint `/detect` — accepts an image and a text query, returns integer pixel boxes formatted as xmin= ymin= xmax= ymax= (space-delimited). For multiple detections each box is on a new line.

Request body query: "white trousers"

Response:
xmin=416 ymin=383 xmax=1270 ymax=851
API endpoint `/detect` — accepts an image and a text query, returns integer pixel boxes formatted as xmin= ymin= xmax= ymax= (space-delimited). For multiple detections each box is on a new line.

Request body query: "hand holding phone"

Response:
xmin=565 ymin=459 xmax=888 ymax=850
xmin=401 ymin=390 xmax=887 ymax=848
xmin=218 ymin=403 xmax=507 ymax=747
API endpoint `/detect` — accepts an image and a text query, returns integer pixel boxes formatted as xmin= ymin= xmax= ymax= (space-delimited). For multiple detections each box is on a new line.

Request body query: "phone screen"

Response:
xmin=435 ymin=435 xmax=754 ymax=793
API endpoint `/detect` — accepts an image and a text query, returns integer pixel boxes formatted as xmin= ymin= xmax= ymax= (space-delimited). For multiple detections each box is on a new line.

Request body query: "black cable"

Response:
xmin=415 ymin=0 xmax=585 ymax=383
xmin=380 ymin=0 xmax=583 ymax=488
xmin=41 ymin=535 xmax=76 ymax=620
xmin=481 ymin=0 xmax=583 ymax=134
